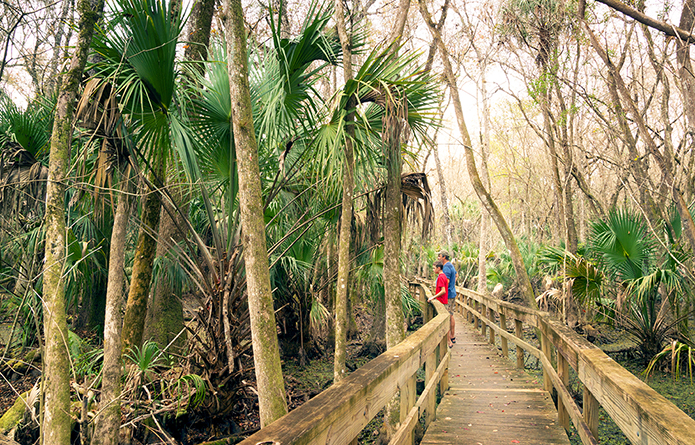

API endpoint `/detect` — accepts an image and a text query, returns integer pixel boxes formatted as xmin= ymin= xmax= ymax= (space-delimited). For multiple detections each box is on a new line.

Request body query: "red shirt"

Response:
xmin=435 ymin=272 xmax=449 ymax=304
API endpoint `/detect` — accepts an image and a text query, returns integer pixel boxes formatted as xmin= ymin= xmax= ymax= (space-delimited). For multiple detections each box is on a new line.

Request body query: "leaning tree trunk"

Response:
xmin=121 ymin=163 xmax=164 ymax=354
xmin=41 ymin=0 xmax=104 ymax=443
xmin=93 ymin=167 xmax=132 ymax=445
xmin=225 ymin=0 xmax=288 ymax=426
xmin=333 ymin=0 xmax=355 ymax=383
xmin=419 ymin=0 xmax=537 ymax=309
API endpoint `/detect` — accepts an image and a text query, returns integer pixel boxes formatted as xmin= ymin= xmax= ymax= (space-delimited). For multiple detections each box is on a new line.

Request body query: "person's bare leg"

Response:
xmin=450 ymin=313 xmax=455 ymax=342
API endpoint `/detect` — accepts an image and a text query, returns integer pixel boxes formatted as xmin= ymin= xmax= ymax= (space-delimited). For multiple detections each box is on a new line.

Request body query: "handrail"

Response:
xmin=457 ymin=287 xmax=695 ymax=445
xmin=235 ymin=281 xmax=450 ymax=445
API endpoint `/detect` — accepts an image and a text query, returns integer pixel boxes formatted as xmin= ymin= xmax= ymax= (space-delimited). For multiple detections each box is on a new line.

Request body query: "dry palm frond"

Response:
xmin=0 ymin=141 xmax=48 ymax=221
xmin=401 ymin=172 xmax=433 ymax=238
xmin=75 ymin=78 xmax=132 ymax=216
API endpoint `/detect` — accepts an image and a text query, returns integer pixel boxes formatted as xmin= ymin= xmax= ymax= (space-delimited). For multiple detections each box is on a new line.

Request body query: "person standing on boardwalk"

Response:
xmin=439 ymin=250 xmax=457 ymax=345
xmin=429 ymin=260 xmax=453 ymax=347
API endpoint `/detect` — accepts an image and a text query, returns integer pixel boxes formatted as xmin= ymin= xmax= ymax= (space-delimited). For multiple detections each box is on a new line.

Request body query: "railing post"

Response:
xmin=418 ymin=284 xmax=432 ymax=322
xmin=425 ymin=350 xmax=436 ymax=427
xmin=474 ymin=300 xmax=479 ymax=327
xmin=557 ymin=353 xmax=569 ymax=431
xmin=400 ymin=374 xmax=416 ymax=445
xmin=540 ymin=329 xmax=552 ymax=392
xmin=515 ymin=319 xmax=524 ymax=369
xmin=480 ymin=303 xmax=487 ymax=337
xmin=439 ymin=337 xmax=449 ymax=394
xmin=488 ymin=307 xmax=495 ymax=345
xmin=499 ymin=311 xmax=508 ymax=358
xmin=583 ymin=387 xmax=599 ymax=441
xmin=467 ymin=295 xmax=472 ymax=322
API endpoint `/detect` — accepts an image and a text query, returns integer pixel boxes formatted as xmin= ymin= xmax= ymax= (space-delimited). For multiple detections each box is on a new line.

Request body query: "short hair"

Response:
xmin=438 ymin=250 xmax=450 ymax=260
xmin=434 ymin=260 xmax=444 ymax=270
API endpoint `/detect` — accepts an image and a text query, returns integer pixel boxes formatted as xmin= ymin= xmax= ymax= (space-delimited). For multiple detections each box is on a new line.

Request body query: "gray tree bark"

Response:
xmin=184 ymin=0 xmax=216 ymax=63
xmin=41 ymin=0 xmax=104 ymax=443
xmin=121 ymin=166 xmax=164 ymax=354
xmin=225 ymin=0 xmax=288 ymax=426
xmin=93 ymin=168 xmax=132 ymax=445
xmin=333 ymin=0 xmax=355 ymax=383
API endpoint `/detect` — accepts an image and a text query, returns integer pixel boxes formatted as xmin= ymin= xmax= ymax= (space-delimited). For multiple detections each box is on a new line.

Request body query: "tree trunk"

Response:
xmin=184 ymin=0 xmax=216 ymax=63
xmin=121 ymin=165 xmax=164 ymax=354
xmin=432 ymin=140 xmax=453 ymax=250
xmin=540 ymin=93 xmax=566 ymax=247
xmin=677 ymin=0 xmax=695 ymax=200
xmin=333 ymin=0 xmax=355 ymax=383
xmin=419 ymin=0 xmax=537 ymax=309
xmin=478 ymin=58 xmax=492 ymax=293
xmin=384 ymin=95 xmax=406 ymax=350
xmin=225 ymin=0 xmax=288 ymax=426
xmin=386 ymin=0 xmax=411 ymax=46
xmin=143 ymin=183 xmax=186 ymax=353
xmin=41 ymin=0 xmax=103 ymax=443
xmin=583 ymin=20 xmax=695 ymax=255
xmin=93 ymin=168 xmax=132 ymax=445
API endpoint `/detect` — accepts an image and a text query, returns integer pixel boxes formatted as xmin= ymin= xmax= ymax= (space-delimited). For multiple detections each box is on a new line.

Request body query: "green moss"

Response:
xmin=0 ymin=390 xmax=31 ymax=434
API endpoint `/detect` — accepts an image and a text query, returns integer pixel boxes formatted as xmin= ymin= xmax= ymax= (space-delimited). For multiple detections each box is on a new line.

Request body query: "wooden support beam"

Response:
xmin=499 ymin=312 xmax=508 ymax=358
xmin=439 ymin=337 xmax=449 ymax=394
xmin=488 ymin=307 xmax=495 ymax=345
xmin=391 ymin=349 xmax=450 ymax=445
xmin=481 ymin=303 xmax=487 ymax=336
xmin=583 ymin=386 xmax=599 ymax=441
xmin=558 ymin=353 xmax=570 ymax=431
xmin=515 ymin=319 xmax=524 ymax=369
xmin=425 ymin=351 xmax=436 ymax=427
xmin=541 ymin=330 xmax=552 ymax=392
xmin=539 ymin=353 xmax=599 ymax=445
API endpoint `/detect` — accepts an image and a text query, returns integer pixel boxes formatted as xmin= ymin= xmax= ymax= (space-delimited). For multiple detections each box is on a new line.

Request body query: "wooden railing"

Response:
xmin=236 ymin=282 xmax=449 ymax=445
xmin=457 ymin=287 xmax=695 ymax=445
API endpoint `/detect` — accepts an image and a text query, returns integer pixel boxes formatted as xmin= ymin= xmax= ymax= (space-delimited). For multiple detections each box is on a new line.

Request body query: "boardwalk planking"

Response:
xmin=420 ymin=313 xmax=571 ymax=445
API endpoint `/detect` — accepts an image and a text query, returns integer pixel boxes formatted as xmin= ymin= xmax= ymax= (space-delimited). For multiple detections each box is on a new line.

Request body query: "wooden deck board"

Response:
xmin=420 ymin=314 xmax=571 ymax=445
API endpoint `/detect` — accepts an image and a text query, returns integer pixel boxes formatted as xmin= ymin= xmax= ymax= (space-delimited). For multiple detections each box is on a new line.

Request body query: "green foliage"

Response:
xmin=0 ymin=93 xmax=54 ymax=157
xmin=452 ymin=242 xmax=479 ymax=287
xmin=541 ymin=209 xmax=694 ymax=362
xmin=171 ymin=374 xmax=206 ymax=414
xmin=645 ymin=340 xmax=695 ymax=384
xmin=125 ymin=340 xmax=164 ymax=380
xmin=486 ymin=237 xmax=542 ymax=294
xmin=67 ymin=330 xmax=104 ymax=382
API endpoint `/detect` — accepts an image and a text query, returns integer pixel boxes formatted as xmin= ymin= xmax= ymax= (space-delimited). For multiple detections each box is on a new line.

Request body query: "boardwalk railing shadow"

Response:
xmin=458 ymin=286 xmax=695 ymax=445
xmin=235 ymin=281 xmax=449 ymax=445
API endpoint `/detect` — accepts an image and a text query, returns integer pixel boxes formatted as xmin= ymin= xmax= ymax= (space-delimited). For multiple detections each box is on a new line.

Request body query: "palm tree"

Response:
xmin=89 ymin=0 xmax=187 ymax=353
xmin=589 ymin=210 xmax=692 ymax=360
xmin=541 ymin=209 xmax=693 ymax=361
xmin=87 ymin=1 xmax=186 ymax=441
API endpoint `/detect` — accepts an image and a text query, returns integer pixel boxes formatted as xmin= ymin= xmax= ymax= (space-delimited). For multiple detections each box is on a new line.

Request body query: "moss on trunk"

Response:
xmin=225 ymin=0 xmax=288 ymax=426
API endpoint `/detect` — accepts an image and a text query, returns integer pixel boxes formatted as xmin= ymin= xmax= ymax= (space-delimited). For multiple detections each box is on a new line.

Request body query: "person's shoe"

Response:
xmin=451 ymin=337 xmax=456 ymax=344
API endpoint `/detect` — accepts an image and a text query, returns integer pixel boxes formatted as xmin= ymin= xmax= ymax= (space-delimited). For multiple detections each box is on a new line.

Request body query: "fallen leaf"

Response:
xmin=512 ymin=441 xmax=520 ymax=444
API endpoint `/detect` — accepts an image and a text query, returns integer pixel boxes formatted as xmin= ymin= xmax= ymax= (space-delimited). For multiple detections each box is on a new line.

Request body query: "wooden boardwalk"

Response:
xmin=421 ymin=313 xmax=571 ymax=445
